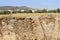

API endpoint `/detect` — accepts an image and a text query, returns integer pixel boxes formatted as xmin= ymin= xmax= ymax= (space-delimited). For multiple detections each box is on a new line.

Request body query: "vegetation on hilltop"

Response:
xmin=0 ymin=6 xmax=60 ymax=14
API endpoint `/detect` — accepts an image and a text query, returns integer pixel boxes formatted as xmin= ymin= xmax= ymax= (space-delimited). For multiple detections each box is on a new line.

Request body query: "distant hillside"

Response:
xmin=0 ymin=6 xmax=33 ymax=10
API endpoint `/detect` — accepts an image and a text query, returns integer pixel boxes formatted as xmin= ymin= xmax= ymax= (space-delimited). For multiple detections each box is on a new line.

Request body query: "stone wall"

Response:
xmin=0 ymin=15 xmax=60 ymax=40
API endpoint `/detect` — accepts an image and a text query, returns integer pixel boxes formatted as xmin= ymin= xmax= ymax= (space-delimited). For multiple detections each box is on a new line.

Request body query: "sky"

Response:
xmin=0 ymin=0 xmax=60 ymax=9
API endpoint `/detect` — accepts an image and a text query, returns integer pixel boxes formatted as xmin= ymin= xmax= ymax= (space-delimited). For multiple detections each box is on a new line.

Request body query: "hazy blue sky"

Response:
xmin=0 ymin=0 xmax=60 ymax=9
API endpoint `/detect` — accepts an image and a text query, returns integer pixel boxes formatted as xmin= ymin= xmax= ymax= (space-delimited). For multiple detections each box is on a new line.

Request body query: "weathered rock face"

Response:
xmin=0 ymin=15 xmax=60 ymax=40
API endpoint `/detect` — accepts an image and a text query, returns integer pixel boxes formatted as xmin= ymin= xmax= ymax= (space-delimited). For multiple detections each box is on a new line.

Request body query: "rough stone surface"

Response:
xmin=0 ymin=15 xmax=60 ymax=40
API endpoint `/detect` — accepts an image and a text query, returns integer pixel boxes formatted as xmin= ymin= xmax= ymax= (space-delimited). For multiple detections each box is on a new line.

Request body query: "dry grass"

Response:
xmin=0 ymin=13 xmax=60 ymax=18
xmin=0 ymin=13 xmax=60 ymax=40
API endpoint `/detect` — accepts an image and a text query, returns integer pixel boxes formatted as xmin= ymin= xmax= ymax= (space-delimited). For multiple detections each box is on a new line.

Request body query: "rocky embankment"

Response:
xmin=0 ymin=15 xmax=60 ymax=40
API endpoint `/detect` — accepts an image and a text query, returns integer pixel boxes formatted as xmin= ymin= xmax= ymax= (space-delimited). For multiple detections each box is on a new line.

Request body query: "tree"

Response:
xmin=41 ymin=9 xmax=47 ymax=13
xmin=12 ymin=11 xmax=21 ymax=13
xmin=35 ymin=9 xmax=47 ymax=13
xmin=48 ymin=10 xmax=56 ymax=13
xmin=3 ymin=11 xmax=10 ymax=14
xmin=56 ymin=8 xmax=60 ymax=13
xmin=35 ymin=10 xmax=42 ymax=13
